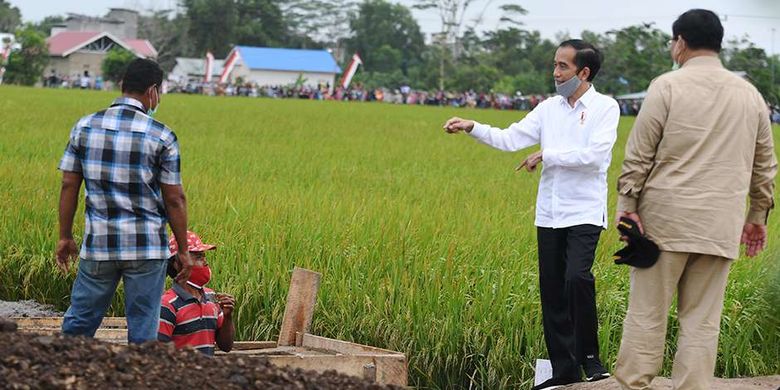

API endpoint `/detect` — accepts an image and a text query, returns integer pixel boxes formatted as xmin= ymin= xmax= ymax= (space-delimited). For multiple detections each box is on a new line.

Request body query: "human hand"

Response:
xmin=616 ymin=211 xmax=644 ymax=240
xmin=216 ymin=293 xmax=236 ymax=318
xmin=741 ymin=223 xmax=767 ymax=257
xmin=443 ymin=117 xmax=475 ymax=133
xmin=174 ymin=251 xmax=193 ymax=286
xmin=55 ymin=238 xmax=79 ymax=273
xmin=516 ymin=151 xmax=543 ymax=172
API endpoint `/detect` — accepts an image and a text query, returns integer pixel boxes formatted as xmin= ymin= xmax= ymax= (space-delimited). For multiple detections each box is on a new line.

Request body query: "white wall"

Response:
xmin=232 ymin=64 xmax=335 ymax=89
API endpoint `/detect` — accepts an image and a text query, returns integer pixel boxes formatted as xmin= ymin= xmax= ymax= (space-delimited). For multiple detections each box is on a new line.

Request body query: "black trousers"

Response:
xmin=537 ymin=224 xmax=602 ymax=379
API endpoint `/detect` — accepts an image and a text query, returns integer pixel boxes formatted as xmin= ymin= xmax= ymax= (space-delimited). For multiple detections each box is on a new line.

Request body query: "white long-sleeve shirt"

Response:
xmin=469 ymin=86 xmax=619 ymax=229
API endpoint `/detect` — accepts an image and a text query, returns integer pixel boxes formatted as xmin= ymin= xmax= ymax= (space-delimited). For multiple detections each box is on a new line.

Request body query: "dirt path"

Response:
xmin=0 ymin=299 xmax=61 ymax=317
xmin=569 ymin=376 xmax=780 ymax=389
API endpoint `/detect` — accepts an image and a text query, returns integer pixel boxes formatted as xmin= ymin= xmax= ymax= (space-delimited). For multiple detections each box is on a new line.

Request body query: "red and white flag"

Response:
xmin=219 ymin=49 xmax=241 ymax=84
xmin=204 ymin=51 xmax=214 ymax=83
xmin=340 ymin=53 xmax=362 ymax=89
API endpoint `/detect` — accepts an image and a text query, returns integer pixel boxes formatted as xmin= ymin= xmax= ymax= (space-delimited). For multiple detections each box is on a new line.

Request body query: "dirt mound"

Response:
xmin=568 ymin=376 xmax=780 ymax=389
xmin=0 ymin=319 xmax=400 ymax=390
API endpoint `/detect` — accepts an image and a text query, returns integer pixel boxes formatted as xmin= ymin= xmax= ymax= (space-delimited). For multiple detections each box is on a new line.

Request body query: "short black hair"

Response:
xmin=121 ymin=58 xmax=163 ymax=94
xmin=558 ymin=39 xmax=603 ymax=82
xmin=672 ymin=9 xmax=723 ymax=52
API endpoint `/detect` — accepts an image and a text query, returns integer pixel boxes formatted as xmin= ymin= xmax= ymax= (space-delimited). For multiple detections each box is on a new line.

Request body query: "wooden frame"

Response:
xmin=12 ymin=267 xmax=407 ymax=386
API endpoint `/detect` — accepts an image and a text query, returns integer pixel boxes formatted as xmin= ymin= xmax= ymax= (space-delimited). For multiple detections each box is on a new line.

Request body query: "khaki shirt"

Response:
xmin=617 ymin=56 xmax=777 ymax=259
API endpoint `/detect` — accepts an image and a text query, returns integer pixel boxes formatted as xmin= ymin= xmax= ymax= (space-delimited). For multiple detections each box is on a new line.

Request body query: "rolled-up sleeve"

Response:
xmin=159 ymin=133 xmax=181 ymax=185
xmin=746 ymin=95 xmax=777 ymax=224
xmin=617 ymin=79 xmax=669 ymax=212
xmin=58 ymin=125 xmax=82 ymax=173
xmin=468 ymin=104 xmax=543 ymax=152
xmin=543 ymin=103 xmax=619 ymax=170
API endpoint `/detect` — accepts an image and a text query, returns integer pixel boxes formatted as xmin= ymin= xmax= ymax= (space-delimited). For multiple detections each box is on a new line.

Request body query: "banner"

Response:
xmin=219 ymin=49 xmax=241 ymax=84
xmin=339 ymin=53 xmax=363 ymax=89
xmin=204 ymin=51 xmax=214 ymax=83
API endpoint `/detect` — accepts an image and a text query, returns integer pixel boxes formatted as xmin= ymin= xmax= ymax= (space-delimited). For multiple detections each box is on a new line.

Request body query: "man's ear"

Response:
xmin=579 ymin=67 xmax=591 ymax=81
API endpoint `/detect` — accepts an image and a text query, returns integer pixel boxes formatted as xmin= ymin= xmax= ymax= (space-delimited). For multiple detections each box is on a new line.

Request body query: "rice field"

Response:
xmin=0 ymin=85 xmax=778 ymax=388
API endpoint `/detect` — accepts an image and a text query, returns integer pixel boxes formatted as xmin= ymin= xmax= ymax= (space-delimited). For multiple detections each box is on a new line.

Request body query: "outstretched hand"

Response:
xmin=443 ymin=117 xmax=475 ymax=133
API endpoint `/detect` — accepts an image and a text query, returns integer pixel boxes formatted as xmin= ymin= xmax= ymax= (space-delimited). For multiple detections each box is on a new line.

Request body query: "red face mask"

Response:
xmin=187 ymin=265 xmax=212 ymax=289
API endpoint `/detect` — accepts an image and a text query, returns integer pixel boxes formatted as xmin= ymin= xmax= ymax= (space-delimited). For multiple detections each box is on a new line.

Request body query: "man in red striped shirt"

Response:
xmin=158 ymin=231 xmax=235 ymax=355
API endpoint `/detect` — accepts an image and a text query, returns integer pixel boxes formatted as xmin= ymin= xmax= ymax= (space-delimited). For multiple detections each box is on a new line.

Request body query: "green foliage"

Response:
xmin=29 ymin=15 xmax=64 ymax=37
xmin=347 ymin=0 xmax=425 ymax=75
xmin=3 ymin=26 xmax=48 ymax=86
xmin=1 ymin=86 xmax=779 ymax=388
xmin=722 ymin=38 xmax=780 ymax=104
xmin=0 ymin=0 xmax=21 ymax=32
xmin=101 ymin=48 xmax=137 ymax=84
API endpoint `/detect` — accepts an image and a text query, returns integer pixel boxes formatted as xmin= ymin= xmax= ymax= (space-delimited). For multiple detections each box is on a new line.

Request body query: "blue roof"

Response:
xmin=235 ymin=46 xmax=341 ymax=74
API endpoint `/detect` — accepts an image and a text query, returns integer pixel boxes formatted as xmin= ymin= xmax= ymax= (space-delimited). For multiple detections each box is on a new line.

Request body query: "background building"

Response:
xmin=226 ymin=46 xmax=341 ymax=90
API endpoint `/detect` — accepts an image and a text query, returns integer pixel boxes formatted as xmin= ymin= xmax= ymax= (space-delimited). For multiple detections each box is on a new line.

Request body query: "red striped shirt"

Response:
xmin=158 ymin=284 xmax=224 ymax=355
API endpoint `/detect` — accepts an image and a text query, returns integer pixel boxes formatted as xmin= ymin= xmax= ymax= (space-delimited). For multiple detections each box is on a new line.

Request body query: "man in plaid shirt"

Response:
xmin=56 ymin=58 xmax=194 ymax=343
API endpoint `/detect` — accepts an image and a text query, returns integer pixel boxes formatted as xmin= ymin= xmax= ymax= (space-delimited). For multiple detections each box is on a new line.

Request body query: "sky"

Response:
xmin=11 ymin=0 xmax=780 ymax=54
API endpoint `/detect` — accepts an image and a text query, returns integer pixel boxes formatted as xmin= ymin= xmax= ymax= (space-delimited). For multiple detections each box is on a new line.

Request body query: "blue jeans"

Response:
xmin=62 ymin=259 xmax=166 ymax=344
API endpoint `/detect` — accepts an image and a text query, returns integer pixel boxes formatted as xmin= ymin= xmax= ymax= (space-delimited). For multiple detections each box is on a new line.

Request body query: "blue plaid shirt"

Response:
xmin=58 ymin=97 xmax=181 ymax=261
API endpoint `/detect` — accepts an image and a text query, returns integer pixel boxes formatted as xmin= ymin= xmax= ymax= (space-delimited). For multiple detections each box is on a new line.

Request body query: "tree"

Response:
xmin=30 ymin=15 xmax=64 ymax=36
xmin=594 ymin=24 xmax=670 ymax=95
xmin=347 ymin=0 xmax=424 ymax=75
xmin=183 ymin=0 xmax=299 ymax=57
xmin=138 ymin=10 xmax=192 ymax=71
xmin=0 ymin=0 xmax=21 ymax=32
xmin=3 ymin=26 xmax=48 ymax=86
xmin=282 ymin=0 xmax=355 ymax=53
xmin=183 ymin=0 xmax=239 ymax=57
xmin=722 ymin=37 xmax=779 ymax=104
xmin=102 ymin=48 xmax=137 ymax=85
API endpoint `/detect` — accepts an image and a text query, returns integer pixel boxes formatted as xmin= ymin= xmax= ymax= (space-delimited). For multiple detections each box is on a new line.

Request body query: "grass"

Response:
xmin=0 ymin=85 xmax=778 ymax=388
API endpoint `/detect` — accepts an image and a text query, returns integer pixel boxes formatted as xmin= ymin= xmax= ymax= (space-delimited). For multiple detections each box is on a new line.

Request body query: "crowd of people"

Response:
xmin=173 ymin=80 xmax=564 ymax=112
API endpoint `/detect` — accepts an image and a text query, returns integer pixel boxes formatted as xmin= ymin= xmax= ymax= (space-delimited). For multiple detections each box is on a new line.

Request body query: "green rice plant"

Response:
xmin=1 ymin=85 xmax=778 ymax=388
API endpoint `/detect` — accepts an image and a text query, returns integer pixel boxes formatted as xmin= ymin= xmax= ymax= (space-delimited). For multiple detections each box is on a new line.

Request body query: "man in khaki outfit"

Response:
xmin=614 ymin=9 xmax=777 ymax=390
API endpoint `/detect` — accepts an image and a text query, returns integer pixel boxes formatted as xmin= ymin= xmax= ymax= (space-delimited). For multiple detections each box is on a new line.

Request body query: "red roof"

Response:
xmin=47 ymin=31 xmax=157 ymax=58
xmin=125 ymin=39 xmax=158 ymax=58
xmin=47 ymin=31 xmax=101 ymax=56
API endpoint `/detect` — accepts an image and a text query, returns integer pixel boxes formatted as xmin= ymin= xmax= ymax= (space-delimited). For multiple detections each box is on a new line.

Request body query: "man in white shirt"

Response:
xmin=444 ymin=39 xmax=619 ymax=390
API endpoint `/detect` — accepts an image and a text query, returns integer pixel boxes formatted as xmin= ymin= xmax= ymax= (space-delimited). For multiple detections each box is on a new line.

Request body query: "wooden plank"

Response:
xmin=299 ymin=333 xmax=403 ymax=355
xmin=12 ymin=317 xmax=127 ymax=329
xmin=16 ymin=328 xmax=128 ymax=340
xmin=277 ymin=267 xmax=321 ymax=346
xmin=373 ymin=354 xmax=409 ymax=386
xmin=263 ymin=354 xmax=408 ymax=386
xmin=231 ymin=341 xmax=277 ymax=350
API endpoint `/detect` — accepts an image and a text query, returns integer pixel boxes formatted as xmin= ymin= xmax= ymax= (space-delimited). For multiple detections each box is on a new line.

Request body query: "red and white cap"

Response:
xmin=168 ymin=231 xmax=217 ymax=254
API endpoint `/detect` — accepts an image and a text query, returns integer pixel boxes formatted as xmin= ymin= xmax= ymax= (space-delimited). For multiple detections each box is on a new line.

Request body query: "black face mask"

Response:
xmin=613 ymin=217 xmax=660 ymax=268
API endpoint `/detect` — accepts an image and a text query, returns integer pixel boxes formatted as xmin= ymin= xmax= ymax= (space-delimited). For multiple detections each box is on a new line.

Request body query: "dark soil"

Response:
xmin=0 ymin=318 xmax=402 ymax=390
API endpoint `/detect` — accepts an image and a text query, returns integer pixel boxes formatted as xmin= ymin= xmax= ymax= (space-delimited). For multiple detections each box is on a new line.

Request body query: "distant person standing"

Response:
xmin=56 ymin=58 xmax=194 ymax=344
xmin=80 ymin=71 xmax=90 ymax=89
xmin=444 ymin=39 xmax=618 ymax=389
xmin=614 ymin=9 xmax=777 ymax=390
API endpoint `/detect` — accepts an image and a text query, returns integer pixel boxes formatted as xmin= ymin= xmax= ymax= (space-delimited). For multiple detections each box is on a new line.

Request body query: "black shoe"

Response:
xmin=582 ymin=359 xmax=611 ymax=382
xmin=531 ymin=377 xmax=581 ymax=390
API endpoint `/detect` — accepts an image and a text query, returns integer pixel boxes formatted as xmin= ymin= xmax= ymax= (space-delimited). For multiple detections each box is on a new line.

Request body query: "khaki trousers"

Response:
xmin=614 ymin=251 xmax=732 ymax=390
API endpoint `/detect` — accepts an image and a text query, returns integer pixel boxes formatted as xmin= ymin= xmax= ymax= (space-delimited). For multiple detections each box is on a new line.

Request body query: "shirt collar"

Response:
xmin=559 ymin=84 xmax=597 ymax=109
xmin=172 ymin=283 xmax=206 ymax=303
xmin=681 ymin=55 xmax=723 ymax=69
xmin=110 ymin=96 xmax=147 ymax=112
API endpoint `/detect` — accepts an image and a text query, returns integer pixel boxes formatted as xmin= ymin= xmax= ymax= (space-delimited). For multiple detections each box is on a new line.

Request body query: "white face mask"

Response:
xmin=147 ymin=86 xmax=160 ymax=117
